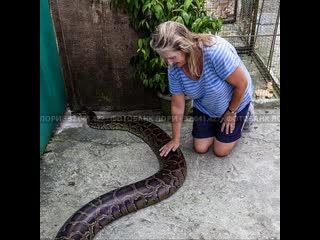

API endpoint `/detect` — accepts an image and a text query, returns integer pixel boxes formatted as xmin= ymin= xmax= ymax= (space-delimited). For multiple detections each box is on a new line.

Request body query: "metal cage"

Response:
xmin=205 ymin=0 xmax=280 ymax=102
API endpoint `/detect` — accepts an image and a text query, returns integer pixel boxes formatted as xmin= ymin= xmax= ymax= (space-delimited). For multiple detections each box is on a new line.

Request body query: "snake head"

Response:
xmin=87 ymin=111 xmax=98 ymax=122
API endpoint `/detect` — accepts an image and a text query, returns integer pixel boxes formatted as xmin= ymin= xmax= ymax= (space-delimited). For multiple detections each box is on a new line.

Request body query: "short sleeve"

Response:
xmin=211 ymin=44 xmax=240 ymax=80
xmin=168 ymin=68 xmax=184 ymax=95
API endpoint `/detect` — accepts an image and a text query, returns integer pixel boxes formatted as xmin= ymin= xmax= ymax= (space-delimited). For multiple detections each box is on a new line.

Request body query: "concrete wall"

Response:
xmin=49 ymin=0 xmax=159 ymax=112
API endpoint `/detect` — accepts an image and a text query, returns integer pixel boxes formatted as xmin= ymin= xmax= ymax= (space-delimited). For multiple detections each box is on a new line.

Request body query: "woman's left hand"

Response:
xmin=220 ymin=111 xmax=236 ymax=134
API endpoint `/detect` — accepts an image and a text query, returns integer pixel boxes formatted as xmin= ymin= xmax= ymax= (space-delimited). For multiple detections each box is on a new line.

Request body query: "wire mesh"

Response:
xmin=204 ymin=0 xmax=237 ymax=23
xmin=205 ymin=0 xmax=280 ymax=101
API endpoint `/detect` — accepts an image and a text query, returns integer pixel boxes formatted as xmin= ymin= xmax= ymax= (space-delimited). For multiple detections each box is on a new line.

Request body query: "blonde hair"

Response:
xmin=150 ymin=21 xmax=215 ymax=79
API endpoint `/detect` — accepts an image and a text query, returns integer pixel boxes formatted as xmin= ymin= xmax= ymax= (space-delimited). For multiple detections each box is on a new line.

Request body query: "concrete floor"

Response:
xmin=40 ymin=107 xmax=280 ymax=240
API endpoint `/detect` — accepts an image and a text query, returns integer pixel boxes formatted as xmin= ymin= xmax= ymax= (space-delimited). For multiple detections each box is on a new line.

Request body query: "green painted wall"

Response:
xmin=40 ymin=0 xmax=66 ymax=155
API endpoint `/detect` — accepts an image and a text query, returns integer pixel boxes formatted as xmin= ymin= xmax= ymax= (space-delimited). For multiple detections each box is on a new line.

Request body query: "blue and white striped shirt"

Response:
xmin=168 ymin=36 xmax=253 ymax=117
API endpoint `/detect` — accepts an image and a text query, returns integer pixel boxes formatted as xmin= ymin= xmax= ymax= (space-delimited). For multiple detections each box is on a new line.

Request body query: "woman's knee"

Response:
xmin=193 ymin=138 xmax=213 ymax=154
xmin=213 ymin=141 xmax=237 ymax=157
xmin=213 ymin=148 xmax=231 ymax=157
xmin=194 ymin=144 xmax=210 ymax=154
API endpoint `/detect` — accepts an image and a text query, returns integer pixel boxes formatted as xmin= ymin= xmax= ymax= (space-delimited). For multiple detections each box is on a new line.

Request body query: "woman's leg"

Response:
xmin=193 ymin=137 xmax=214 ymax=153
xmin=193 ymin=137 xmax=237 ymax=156
xmin=212 ymin=103 xmax=250 ymax=157
xmin=212 ymin=138 xmax=238 ymax=157
xmin=191 ymin=107 xmax=215 ymax=154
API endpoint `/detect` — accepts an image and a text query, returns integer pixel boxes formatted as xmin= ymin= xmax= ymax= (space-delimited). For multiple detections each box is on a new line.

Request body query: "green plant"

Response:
xmin=111 ymin=0 xmax=224 ymax=94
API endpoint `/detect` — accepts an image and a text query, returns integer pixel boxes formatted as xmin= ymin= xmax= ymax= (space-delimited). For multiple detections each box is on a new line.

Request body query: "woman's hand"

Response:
xmin=220 ymin=111 xmax=236 ymax=134
xmin=159 ymin=138 xmax=180 ymax=157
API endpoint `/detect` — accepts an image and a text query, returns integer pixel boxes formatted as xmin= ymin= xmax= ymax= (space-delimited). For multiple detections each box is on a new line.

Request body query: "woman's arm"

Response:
xmin=226 ymin=66 xmax=248 ymax=111
xmin=221 ymin=66 xmax=248 ymax=134
xmin=171 ymin=93 xmax=185 ymax=141
xmin=159 ymin=93 xmax=185 ymax=157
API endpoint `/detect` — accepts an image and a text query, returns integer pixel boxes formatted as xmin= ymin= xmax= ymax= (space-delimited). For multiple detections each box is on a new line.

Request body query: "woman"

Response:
xmin=150 ymin=21 xmax=254 ymax=157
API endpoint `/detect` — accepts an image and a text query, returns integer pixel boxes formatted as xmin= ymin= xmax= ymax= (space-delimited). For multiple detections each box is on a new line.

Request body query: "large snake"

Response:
xmin=54 ymin=112 xmax=187 ymax=240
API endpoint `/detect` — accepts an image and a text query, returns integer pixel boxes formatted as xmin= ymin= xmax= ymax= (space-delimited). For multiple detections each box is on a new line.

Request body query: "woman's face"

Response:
xmin=161 ymin=50 xmax=186 ymax=68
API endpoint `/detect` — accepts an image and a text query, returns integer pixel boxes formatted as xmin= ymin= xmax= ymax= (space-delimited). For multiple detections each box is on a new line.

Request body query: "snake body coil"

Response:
xmin=55 ymin=112 xmax=187 ymax=240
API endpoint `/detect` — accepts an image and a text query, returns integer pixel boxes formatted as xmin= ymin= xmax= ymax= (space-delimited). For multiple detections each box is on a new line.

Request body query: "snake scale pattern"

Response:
xmin=55 ymin=112 xmax=187 ymax=240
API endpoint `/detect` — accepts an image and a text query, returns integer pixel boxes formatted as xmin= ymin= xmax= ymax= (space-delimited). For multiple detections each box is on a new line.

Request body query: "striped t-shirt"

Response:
xmin=168 ymin=36 xmax=253 ymax=118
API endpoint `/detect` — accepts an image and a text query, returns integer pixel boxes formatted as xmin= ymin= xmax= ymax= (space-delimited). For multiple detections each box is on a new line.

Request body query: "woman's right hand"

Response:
xmin=159 ymin=139 xmax=180 ymax=157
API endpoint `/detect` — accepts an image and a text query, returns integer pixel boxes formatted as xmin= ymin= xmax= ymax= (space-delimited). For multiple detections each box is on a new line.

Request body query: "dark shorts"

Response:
xmin=192 ymin=103 xmax=250 ymax=143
